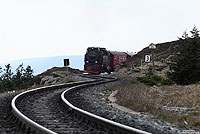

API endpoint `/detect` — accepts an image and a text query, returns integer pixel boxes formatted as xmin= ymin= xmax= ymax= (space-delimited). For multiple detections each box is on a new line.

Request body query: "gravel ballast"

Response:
xmin=0 ymin=91 xmax=21 ymax=134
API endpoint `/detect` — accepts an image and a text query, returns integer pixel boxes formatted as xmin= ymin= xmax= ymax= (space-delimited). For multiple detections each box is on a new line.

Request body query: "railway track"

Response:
xmin=11 ymin=75 xmax=151 ymax=134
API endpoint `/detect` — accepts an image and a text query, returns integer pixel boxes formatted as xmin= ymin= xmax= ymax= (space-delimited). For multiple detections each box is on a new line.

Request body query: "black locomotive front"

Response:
xmin=84 ymin=47 xmax=103 ymax=74
xmin=84 ymin=47 xmax=129 ymax=74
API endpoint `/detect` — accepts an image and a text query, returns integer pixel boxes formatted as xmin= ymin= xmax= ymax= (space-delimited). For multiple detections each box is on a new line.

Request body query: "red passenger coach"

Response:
xmin=109 ymin=51 xmax=127 ymax=69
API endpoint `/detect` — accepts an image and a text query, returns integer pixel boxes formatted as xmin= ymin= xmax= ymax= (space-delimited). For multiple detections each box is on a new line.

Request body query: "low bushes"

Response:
xmin=137 ymin=74 xmax=173 ymax=86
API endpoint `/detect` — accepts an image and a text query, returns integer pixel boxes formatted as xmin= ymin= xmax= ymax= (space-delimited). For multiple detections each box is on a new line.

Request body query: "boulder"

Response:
xmin=51 ymin=71 xmax=67 ymax=78
xmin=40 ymin=76 xmax=54 ymax=85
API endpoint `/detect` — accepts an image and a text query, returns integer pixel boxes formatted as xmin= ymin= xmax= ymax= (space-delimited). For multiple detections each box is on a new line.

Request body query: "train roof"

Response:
xmin=109 ymin=51 xmax=127 ymax=56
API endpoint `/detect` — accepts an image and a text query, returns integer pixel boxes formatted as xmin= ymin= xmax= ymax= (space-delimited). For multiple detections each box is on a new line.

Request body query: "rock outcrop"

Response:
xmin=39 ymin=67 xmax=82 ymax=86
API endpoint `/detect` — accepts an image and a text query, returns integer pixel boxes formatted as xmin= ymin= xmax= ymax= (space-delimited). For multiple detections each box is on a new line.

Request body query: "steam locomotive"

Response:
xmin=84 ymin=47 xmax=128 ymax=74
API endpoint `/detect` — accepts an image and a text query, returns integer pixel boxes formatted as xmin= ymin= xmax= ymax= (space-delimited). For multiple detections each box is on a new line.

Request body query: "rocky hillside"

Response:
xmin=126 ymin=40 xmax=179 ymax=74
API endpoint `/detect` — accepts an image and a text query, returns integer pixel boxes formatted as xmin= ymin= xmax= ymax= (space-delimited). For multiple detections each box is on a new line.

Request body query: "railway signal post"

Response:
xmin=64 ymin=59 xmax=70 ymax=76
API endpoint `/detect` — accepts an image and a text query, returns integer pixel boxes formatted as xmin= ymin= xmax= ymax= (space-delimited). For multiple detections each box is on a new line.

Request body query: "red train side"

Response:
xmin=109 ymin=51 xmax=127 ymax=69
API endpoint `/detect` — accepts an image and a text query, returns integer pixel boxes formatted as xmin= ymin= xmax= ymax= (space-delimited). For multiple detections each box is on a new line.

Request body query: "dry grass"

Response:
xmin=109 ymin=78 xmax=200 ymax=129
xmin=158 ymin=85 xmax=200 ymax=108
xmin=114 ymin=81 xmax=156 ymax=112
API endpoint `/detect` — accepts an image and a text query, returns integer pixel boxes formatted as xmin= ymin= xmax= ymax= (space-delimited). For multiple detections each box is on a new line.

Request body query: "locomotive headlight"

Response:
xmin=86 ymin=61 xmax=89 ymax=63
xmin=95 ymin=61 xmax=98 ymax=63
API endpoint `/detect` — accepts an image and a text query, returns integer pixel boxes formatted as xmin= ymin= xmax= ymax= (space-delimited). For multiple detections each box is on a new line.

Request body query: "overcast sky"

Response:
xmin=0 ymin=0 xmax=200 ymax=63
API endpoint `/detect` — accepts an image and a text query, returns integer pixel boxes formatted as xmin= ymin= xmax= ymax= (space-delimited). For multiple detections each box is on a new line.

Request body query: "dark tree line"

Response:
xmin=168 ymin=26 xmax=200 ymax=85
xmin=0 ymin=64 xmax=40 ymax=92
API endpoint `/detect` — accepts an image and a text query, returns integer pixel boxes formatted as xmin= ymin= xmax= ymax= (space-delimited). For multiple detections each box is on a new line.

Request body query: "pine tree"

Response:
xmin=1 ymin=64 xmax=13 ymax=90
xmin=2 ymin=64 xmax=13 ymax=81
xmin=169 ymin=27 xmax=200 ymax=85
xmin=181 ymin=29 xmax=189 ymax=39
xmin=13 ymin=64 xmax=25 ymax=88
xmin=22 ymin=65 xmax=34 ymax=88
xmin=15 ymin=64 xmax=25 ymax=79
xmin=191 ymin=26 xmax=199 ymax=38
xmin=24 ymin=65 xmax=34 ymax=79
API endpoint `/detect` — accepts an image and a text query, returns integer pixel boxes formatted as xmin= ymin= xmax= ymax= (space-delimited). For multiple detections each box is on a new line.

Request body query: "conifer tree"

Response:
xmin=169 ymin=26 xmax=200 ymax=85
xmin=2 ymin=64 xmax=13 ymax=81
xmin=181 ymin=30 xmax=189 ymax=39
xmin=13 ymin=64 xmax=25 ymax=88
xmin=24 ymin=65 xmax=34 ymax=79
xmin=191 ymin=26 xmax=199 ymax=38
xmin=1 ymin=64 xmax=13 ymax=90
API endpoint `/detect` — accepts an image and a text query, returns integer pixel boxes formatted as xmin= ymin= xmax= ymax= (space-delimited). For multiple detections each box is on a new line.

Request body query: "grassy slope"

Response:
xmin=109 ymin=78 xmax=200 ymax=129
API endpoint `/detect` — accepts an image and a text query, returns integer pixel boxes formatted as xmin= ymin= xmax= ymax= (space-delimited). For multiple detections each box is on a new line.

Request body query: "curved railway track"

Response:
xmin=11 ymin=75 xmax=151 ymax=134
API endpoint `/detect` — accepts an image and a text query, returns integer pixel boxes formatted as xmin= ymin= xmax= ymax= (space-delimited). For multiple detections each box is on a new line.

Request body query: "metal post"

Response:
xmin=141 ymin=59 xmax=143 ymax=75
xmin=66 ymin=66 xmax=68 ymax=76
xmin=149 ymin=43 xmax=156 ymax=75
xmin=64 ymin=59 xmax=70 ymax=76
xmin=152 ymin=49 xmax=155 ymax=75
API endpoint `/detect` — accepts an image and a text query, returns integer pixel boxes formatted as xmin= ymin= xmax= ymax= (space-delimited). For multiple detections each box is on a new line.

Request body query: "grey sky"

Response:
xmin=0 ymin=0 xmax=199 ymax=63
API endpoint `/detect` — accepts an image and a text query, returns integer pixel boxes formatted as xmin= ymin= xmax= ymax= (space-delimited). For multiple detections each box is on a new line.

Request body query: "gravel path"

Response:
xmin=66 ymin=79 xmax=188 ymax=134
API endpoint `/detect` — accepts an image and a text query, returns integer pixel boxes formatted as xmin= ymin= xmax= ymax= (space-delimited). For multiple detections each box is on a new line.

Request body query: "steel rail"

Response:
xmin=11 ymin=79 xmax=100 ymax=134
xmin=61 ymin=78 xmax=152 ymax=134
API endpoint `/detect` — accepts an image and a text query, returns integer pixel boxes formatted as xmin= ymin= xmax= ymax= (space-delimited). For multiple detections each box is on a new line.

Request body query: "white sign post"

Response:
xmin=145 ymin=55 xmax=151 ymax=63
